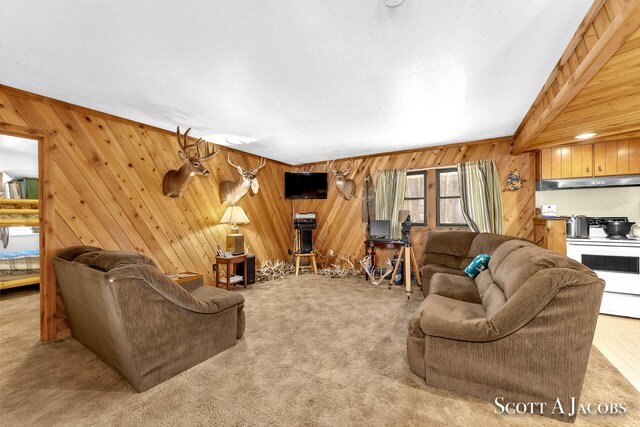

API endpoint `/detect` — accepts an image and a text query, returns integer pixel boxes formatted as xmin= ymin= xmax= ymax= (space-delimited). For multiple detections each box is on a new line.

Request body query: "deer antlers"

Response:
xmin=228 ymin=153 xmax=267 ymax=173
xmin=176 ymin=126 xmax=218 ymax=161
xmin=327 ymin=159 xmax=353 ymax=176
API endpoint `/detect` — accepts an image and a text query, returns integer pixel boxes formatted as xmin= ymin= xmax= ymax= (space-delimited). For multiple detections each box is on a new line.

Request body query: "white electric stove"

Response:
xmin=566 ymin=217 xmax=640 ymax=319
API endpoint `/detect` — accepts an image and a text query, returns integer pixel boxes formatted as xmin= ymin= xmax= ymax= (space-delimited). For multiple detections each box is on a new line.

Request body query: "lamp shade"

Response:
xmin=398 ymin=209 xmax=410 ymax=222
xmin=220 ymin=205 xmax=250 ymax=225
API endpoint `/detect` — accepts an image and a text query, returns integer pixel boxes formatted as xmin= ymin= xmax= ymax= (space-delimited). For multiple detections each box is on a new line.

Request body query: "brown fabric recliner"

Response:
xmin=420 ymin=230 xmax=521 ymax=297
xmin=53 ymin=246 xmax=245 ymax=392
xmin=408 ymin=235 xmax=605 ymax=423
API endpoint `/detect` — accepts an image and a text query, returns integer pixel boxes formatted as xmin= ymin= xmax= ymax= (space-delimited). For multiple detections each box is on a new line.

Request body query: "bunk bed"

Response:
xmin=0 ymin=199 xmax=40 ymax=290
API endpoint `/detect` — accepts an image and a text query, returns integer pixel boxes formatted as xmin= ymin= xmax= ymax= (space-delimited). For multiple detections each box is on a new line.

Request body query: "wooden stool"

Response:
xmin=294 ymin=253 xmax=318 ymax=276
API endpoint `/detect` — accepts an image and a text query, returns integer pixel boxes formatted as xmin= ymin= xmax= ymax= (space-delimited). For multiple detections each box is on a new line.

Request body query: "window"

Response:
xmin=436 ymin=168 xmax=466 ymax=226
xmin=403 ymin=171 xmax=426 ymax=225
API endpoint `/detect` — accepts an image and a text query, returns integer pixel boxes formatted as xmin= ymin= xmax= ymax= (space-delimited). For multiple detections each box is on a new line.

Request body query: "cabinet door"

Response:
xmin=571 ymin=146 xmax=583 ymax=177
xmin=540 ymin=149 xmax=552 ymax=179
xmin=561 ymin=146 xmax=572 ymax=178
xmin=551 ymin=147 xmax=563 ymax=178
xmin=630 ymin=140 xmax=640 ymax=174
xmin=533 ymin=221 xmax=546 ymax=248
xmin=605 ymin=141 xmax=618 ymax=175
xmin=594 ymin=142 xmax=606 ymax=176
xmin=581 ymin=144 xmax=593 ymax=177
xmin=617 ymin=140 xmax=629 ymax=175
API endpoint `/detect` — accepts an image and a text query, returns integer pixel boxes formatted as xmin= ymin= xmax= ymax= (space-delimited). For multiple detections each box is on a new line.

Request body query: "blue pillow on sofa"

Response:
xmin=464 ymin=253 xmax=491 ymax=278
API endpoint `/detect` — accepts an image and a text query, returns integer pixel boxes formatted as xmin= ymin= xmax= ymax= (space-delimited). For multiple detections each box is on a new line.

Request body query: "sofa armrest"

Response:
xmin=106 ymin=265 xmax=244 ymax=314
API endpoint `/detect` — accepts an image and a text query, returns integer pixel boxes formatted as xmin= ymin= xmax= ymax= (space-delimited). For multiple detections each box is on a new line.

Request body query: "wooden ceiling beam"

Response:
xmin=513 ymin=0 xmax=640 ymax=154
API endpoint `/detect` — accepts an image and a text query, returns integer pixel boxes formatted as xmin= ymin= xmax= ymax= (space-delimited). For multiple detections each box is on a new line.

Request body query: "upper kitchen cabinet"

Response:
xmin=539 ymin=139 xmax=640 ymax=180
xmin=539 ymin=144 xmax=593 ymax=179
xmin=594 ymin=140 xmax=640 ymax=176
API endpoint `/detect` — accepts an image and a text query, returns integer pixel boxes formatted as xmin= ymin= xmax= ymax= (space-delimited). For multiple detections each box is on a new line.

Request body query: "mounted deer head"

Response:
xmin=219 ymin=154 xmax=267 ymax=205
xmin=162 ymin=126 xmax=218 ymax=198
xmin=328 ymin=159 xmax=356 ymax=200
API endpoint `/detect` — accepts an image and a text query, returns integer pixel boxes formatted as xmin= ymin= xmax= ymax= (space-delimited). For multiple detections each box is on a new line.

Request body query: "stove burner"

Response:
xmin=607 ymin=235 xmax=629 ymax=240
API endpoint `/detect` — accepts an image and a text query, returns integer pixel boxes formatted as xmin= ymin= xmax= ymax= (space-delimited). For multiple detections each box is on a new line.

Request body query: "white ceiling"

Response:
xmin=0 ymin=134 xmax=38 ymax=155
xmin=0 ymin=0 xmax=593 ymax=165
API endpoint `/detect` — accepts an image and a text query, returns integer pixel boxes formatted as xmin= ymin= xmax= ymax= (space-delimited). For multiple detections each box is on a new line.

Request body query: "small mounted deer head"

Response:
xmin=219 ymin=154 xmax=267 ymax=205
xmin=328 ymin=159 xmax=356 ymax=200
xmin=162 ymin=126 xmax=218 ymax=198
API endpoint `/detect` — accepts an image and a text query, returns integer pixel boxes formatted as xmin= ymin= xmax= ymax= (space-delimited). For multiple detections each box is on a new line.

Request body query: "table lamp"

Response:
xmin=220 ymin=205 xmax=250 ymax=255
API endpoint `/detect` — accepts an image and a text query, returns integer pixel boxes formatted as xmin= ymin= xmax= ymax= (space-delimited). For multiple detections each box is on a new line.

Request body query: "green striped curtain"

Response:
xmin=457 ymin=160 xmax=504 ymax=234
xmin=375 ymin=169 xmax=407 ymax=239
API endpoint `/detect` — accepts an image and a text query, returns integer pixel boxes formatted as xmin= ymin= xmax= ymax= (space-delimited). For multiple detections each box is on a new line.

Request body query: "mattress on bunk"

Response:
xmin=0 ymin=250 xmax=40 ymax=275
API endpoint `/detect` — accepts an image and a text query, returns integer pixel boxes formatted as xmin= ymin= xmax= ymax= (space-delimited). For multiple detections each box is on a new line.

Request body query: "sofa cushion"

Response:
xmin=74 ymin=251 xmax=104 ymax=265
xmin=493 ymin=245 xmax=589 ymax=300
xmin=425 ymin=230 xmax=477 ymax=257
xmin=460 ymin=233 xmax=521 ymax=268
xmin=463 ymin=253 xmax=490 ymax=278
xmin=57 ymin=245 xmax=103 ymax=261
xmin=488 ymin=240 xmax=536 ymax=273
xmin=424 ymin=252 xmax=466 ymax=270
xmin=419 ymin=294 xmax=490 ymax=341
xmin=420 ymin=264 xmax=468 ymax=296
xmin=430 ymin=273 xmax=481 ymax=304
xmin=89 ymin=250 xmax=158 ymax=271
xmin=474 ymin=269 xmax=506 ymax=317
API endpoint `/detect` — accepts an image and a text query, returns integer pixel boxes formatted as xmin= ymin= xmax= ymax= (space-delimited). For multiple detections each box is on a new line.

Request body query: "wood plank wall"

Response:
xmin=293 ymin=137 xmax=535 ymax=266
xmin=0 ymin=85 xmax=293 ymax=339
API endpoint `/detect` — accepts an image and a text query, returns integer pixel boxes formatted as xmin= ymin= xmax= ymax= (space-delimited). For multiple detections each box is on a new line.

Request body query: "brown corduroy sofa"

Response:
xmin=53 ymin=246 xmax=245 ymax=392
xmin=420 ymin=230 xmax=520 ymax=297
xmin=409 ymin=232 xmax=605 ymax=423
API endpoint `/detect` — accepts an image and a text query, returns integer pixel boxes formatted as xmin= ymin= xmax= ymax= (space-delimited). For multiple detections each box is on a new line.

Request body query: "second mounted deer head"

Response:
xmin=219 ymin=154 xmax=267 ymax=205
xmin=162 ymin=127 xmax=218 ymax=198
xmin=328 ymin=159 xmax=356 ymax=200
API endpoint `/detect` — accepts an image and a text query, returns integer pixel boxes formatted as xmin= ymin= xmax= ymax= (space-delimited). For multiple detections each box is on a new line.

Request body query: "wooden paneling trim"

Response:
xmin=514 ymin=0 xmax=640 ymax=153
xmin=0 ymin=123 xmax=56 ymax=342
xmin=300 ymin=136 xmax=514 ymax=167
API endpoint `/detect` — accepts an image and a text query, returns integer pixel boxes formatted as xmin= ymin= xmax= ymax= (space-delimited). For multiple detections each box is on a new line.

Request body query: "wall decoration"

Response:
xmin=162 ymin=127 xmax=218 ymax=198
xmin=327 ymin=159 xmax=356 ymax=200
xmin=505 ymin=169 xmax=524 ymax=191
xmin=219 ymin=154 xmax=267 ymax=205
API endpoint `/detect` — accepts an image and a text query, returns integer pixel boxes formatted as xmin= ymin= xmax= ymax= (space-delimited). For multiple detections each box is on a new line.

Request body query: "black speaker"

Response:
xmin=392 ymin=255 xmax=403 ymax=285
xmin=237 ymin=254 xmax=256 ymax=285
xmin=299 ymin=229 xmax=313 ymax=253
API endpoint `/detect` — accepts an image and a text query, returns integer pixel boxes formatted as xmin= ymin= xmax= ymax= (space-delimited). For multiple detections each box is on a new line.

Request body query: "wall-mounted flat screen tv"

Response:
xmin=285 ymin=172 xmax=328 ymax=199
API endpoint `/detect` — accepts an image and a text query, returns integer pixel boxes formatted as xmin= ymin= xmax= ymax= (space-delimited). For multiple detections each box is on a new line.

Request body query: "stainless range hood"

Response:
xmin=537 ymin=174 xmax=640 ymax=191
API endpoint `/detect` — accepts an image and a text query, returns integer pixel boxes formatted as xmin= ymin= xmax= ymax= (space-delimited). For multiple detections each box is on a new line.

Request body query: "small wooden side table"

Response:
xmin=215 ymin=254 xmax=248 ymax=290
xmin=169 ymin=272 xmax=204 ymax=292
xmin=294 ymin=253 xmax=318 ymax=276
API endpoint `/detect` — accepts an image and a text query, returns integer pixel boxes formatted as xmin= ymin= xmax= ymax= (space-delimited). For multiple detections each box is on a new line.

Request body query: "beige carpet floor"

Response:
xmin=1 ymin=276 xmax=638 ymax=426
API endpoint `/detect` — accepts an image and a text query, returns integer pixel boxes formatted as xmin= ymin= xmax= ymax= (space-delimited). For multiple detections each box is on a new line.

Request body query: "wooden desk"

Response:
xmin=364 ymin=239 xmax=403 ymax=279
xmin=215 ymin=254 xmax=248 ymax=290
